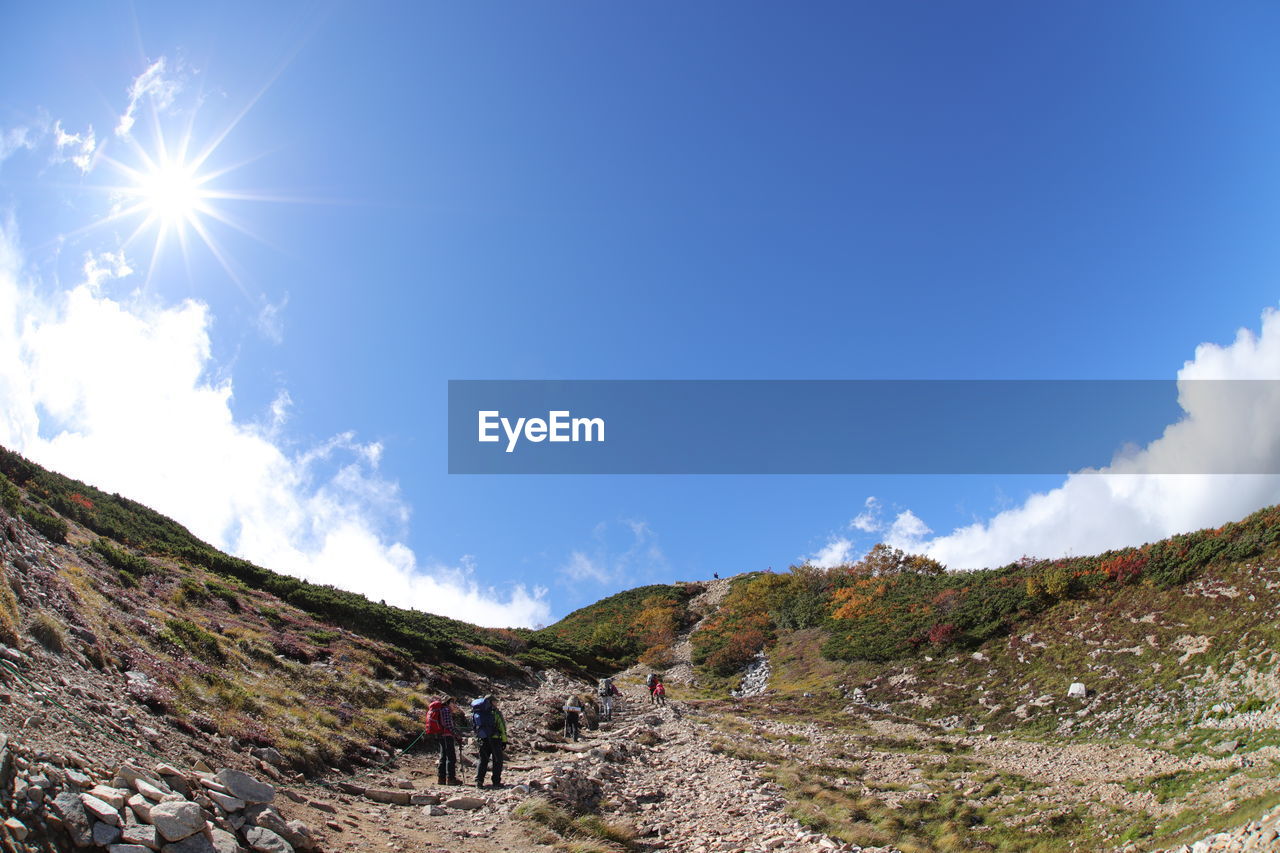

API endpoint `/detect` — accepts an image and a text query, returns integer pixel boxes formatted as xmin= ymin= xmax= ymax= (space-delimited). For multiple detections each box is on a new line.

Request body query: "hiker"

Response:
xmin=425 ymin=695 xmax=464 ymax=785
xmin=653 ymin=680 xmax=667 ymax=706
xmin=471 ymin=694 xmax=506 ymax=789
xmin=563 ymin=696 xmax=583 ymax=742
xmin=598 ymin=677 xmax=620 ymax=721
xmin=646 ymin=672 xmax=658 ymax=704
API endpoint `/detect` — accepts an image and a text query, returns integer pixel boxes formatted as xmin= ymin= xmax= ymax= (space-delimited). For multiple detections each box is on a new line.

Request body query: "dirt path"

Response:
xmin=284 ymin=673 xmax=835 ymax=853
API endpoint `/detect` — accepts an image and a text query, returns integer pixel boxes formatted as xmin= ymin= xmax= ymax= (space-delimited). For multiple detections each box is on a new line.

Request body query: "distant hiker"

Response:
xmin=425 ymin=695 xmax=464 ymax=785
xmin=653 ymin=680 xmax=667 ymax=706
xmin=563 ymin=697 xmax=583 ymax=742
xmin=471 ymin=694 xmax=506 ymax=789
xmin=646 ymin=672 xmax=658 ymax=704
xmin=713 ymin=572 xmax=719 ymax=579
xmin=598 ymin=678 xmax=620 ymax=721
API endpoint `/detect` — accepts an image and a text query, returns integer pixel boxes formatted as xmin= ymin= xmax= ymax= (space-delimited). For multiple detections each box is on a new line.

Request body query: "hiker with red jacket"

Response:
xmin=425 ymin=695 xmax=465 ymax=785
xmin=653 ymin=680 xmax=667 ymax=706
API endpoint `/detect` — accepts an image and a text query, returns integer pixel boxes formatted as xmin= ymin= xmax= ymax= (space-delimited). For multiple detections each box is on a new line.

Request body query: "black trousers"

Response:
xmin=437 ymin=736 xmax=457 ymax=782
xmin=476 ymin=737 xmax=504 ymax=785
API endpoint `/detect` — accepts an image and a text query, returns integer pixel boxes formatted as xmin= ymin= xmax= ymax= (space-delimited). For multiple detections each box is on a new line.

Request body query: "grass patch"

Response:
xmin=514 ymin=798 xmax=635 ymax=851
xmin=28 ymin=612 xmax=66 ymax=653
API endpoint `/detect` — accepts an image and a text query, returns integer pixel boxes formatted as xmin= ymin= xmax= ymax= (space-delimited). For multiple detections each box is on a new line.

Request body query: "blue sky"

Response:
xmin=4 ymin=3 xmax=1280 ymax=626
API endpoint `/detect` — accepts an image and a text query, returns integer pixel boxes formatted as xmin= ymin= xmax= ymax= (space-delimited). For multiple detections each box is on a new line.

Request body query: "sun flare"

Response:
xmin=89 ymin=86 xmax=281 ymax=291
xmin=136 ymin=158 xmax=205 ymax=226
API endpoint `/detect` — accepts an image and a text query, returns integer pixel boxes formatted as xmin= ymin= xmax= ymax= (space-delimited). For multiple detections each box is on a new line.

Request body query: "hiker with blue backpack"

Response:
xmin=425 ymin=695 xmax=465 ymax=785
xmin=471 ymin=694 xmax=507 ymax=789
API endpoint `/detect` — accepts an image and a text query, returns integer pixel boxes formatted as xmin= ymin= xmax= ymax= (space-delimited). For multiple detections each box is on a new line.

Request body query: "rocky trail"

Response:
xmin=0 ymin=529 xmax=1276 ymax=852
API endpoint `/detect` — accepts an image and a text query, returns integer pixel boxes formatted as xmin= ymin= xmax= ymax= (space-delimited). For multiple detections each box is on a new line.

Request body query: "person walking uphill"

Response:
xmin=563 ymin=697 xmax=583 ymax=742
xmin=471 ymin=695 xmax=506 ymax=789
xmin=425 ymin=695 xmax=464 ymax=785
xmin=598 ymin=677 xmax=620 ymax=721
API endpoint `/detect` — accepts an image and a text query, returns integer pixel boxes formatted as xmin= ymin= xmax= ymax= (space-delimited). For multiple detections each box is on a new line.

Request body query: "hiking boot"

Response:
xmin=447 ymin=777 xmax=463 ymax=786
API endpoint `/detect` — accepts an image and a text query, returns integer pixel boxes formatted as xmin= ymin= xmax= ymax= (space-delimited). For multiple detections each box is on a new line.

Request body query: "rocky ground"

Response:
xmin=2 ymin=527 xmax=1278 ymax=852
xmin=3 ymin=625 xmax=1279 ymax=853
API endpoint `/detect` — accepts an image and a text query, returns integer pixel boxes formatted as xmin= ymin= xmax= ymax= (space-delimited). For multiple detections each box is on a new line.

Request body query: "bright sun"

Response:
xmin=137 ymin=158 xmax=205 ymax=225
xmin=93 ymin=105 xmax=268 ymax=289
xmin=85 ymin=59 xmax=302 ymax=291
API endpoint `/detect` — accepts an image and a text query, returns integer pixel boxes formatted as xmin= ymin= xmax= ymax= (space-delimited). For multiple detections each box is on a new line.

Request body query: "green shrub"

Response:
xmin=158 ymin=618 xmax=225 ymax=663
xmin=21 ymin=507 xmax=67 ymax=543
xmin=0 ymin=473 xmax=20 ymax=514
xmin=91 ymin=538 xmax=155 ymax=577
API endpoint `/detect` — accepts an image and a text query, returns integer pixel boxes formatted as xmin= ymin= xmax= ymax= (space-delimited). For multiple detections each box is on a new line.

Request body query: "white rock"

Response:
xmin=149 ymin=800 xmax=206 ymax=841
xmin=90 ymin=785 xmax=129 ymax=809
xmin=81 ymin=793 xmax=123 ymax=826
xmin=207 ymin=791 xmax=246 ymax=813
xmin=213 ymin=769 xmax=275 ymax=804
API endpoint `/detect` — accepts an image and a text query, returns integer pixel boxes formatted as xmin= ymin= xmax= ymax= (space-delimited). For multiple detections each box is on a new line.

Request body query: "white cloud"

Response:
xmin=82 ymin=250 xmax=132 ymax=290
xmin=117 ymin=58 xmax=183 ymax=138
xmin=809 ymin=537 xmax=855 ymax=569
xmin=909 ymin=307 xmax=1280 ymax=569
xmin=0 ymin=223 xmax=547 ymax=628
xmin=256 ymin=294 xmax=288 ymax=344
xmin=884 ymin=509 xmax=932 ymax=551
xmin=53 ymin=121 xmax=97 ymax=173
xmin=563 ymin=551 xmax=611 ymax=584
xmin=850 ymin=496 xmax=882 ymax=532
xmin=559 ymin=518 xmax=668 ymax=585
xmin=0 ymin=125 xmax=39 ymax=165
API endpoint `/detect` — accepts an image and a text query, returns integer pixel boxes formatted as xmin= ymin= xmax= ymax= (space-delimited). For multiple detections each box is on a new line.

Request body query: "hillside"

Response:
xmin=0 ymin=445 xmax=1278 ymax=852
xmin=531 ymin=509 xmax=1280 ymax=851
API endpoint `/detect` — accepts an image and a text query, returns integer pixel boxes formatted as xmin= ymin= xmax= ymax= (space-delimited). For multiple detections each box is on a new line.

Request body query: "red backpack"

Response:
xmin=425 ymin=700 xmax=447 ymax=735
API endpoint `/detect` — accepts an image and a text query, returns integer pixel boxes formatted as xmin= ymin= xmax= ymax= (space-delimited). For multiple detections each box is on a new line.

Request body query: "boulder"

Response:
xmin=364 ymin=788 xmax=411 ymax=805
xmin=243 ymin=826 xmax=294 ymax=853
xmin=128 ymin=792 xmax=154 ymax=822
xmin=209 ymin=827 xmax=244 ymax=853
xmin=121 ymin=823 xmax=159 ymax=848
xmin=3 ymin=817 xmax=27 ymax=841
xmin=50 ymin=791 xmax=94 ymax=848
xmin=1067 ymin=682 xmax=1087 ymax=699
xmin=82 ymin=792 xmax=123 ymax=825
xmin=162 ymin=832 xmax=219 ymax=853
xmin=94 ymin=821 xmax=124 ymax=845
xmin=91 ymin=785 xmax=130 ymax=809
xmin=214 ymin=769 xmax=275 ymax=804
xmin=208 ymin=791 xmax=246 ymax=813
xmin=250 ymin=748 xmax=284 ymax=767
xmin=150 ymin=800 xmax=206 ymax=841
xmin=119 ymin=763 xmax=164 ymax=790
xmin=137 ymin=779 xmax=170 ymax=802
xmin=284 ymin=820 xmax=318 ymax=852
xmin=66 ymin=768 xmax=94 ymax=787
xmin=443 ymin=795 xmax=485 ymax=811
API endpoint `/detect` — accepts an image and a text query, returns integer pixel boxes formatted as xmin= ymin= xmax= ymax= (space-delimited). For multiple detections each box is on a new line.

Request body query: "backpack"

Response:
xmin=425 ymin=700 xmax=446 ymax=735
xmin=598 ymin=679 xmax=611 ymax=696
xmin=471 ymin=696 xmax=496 ymax=738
